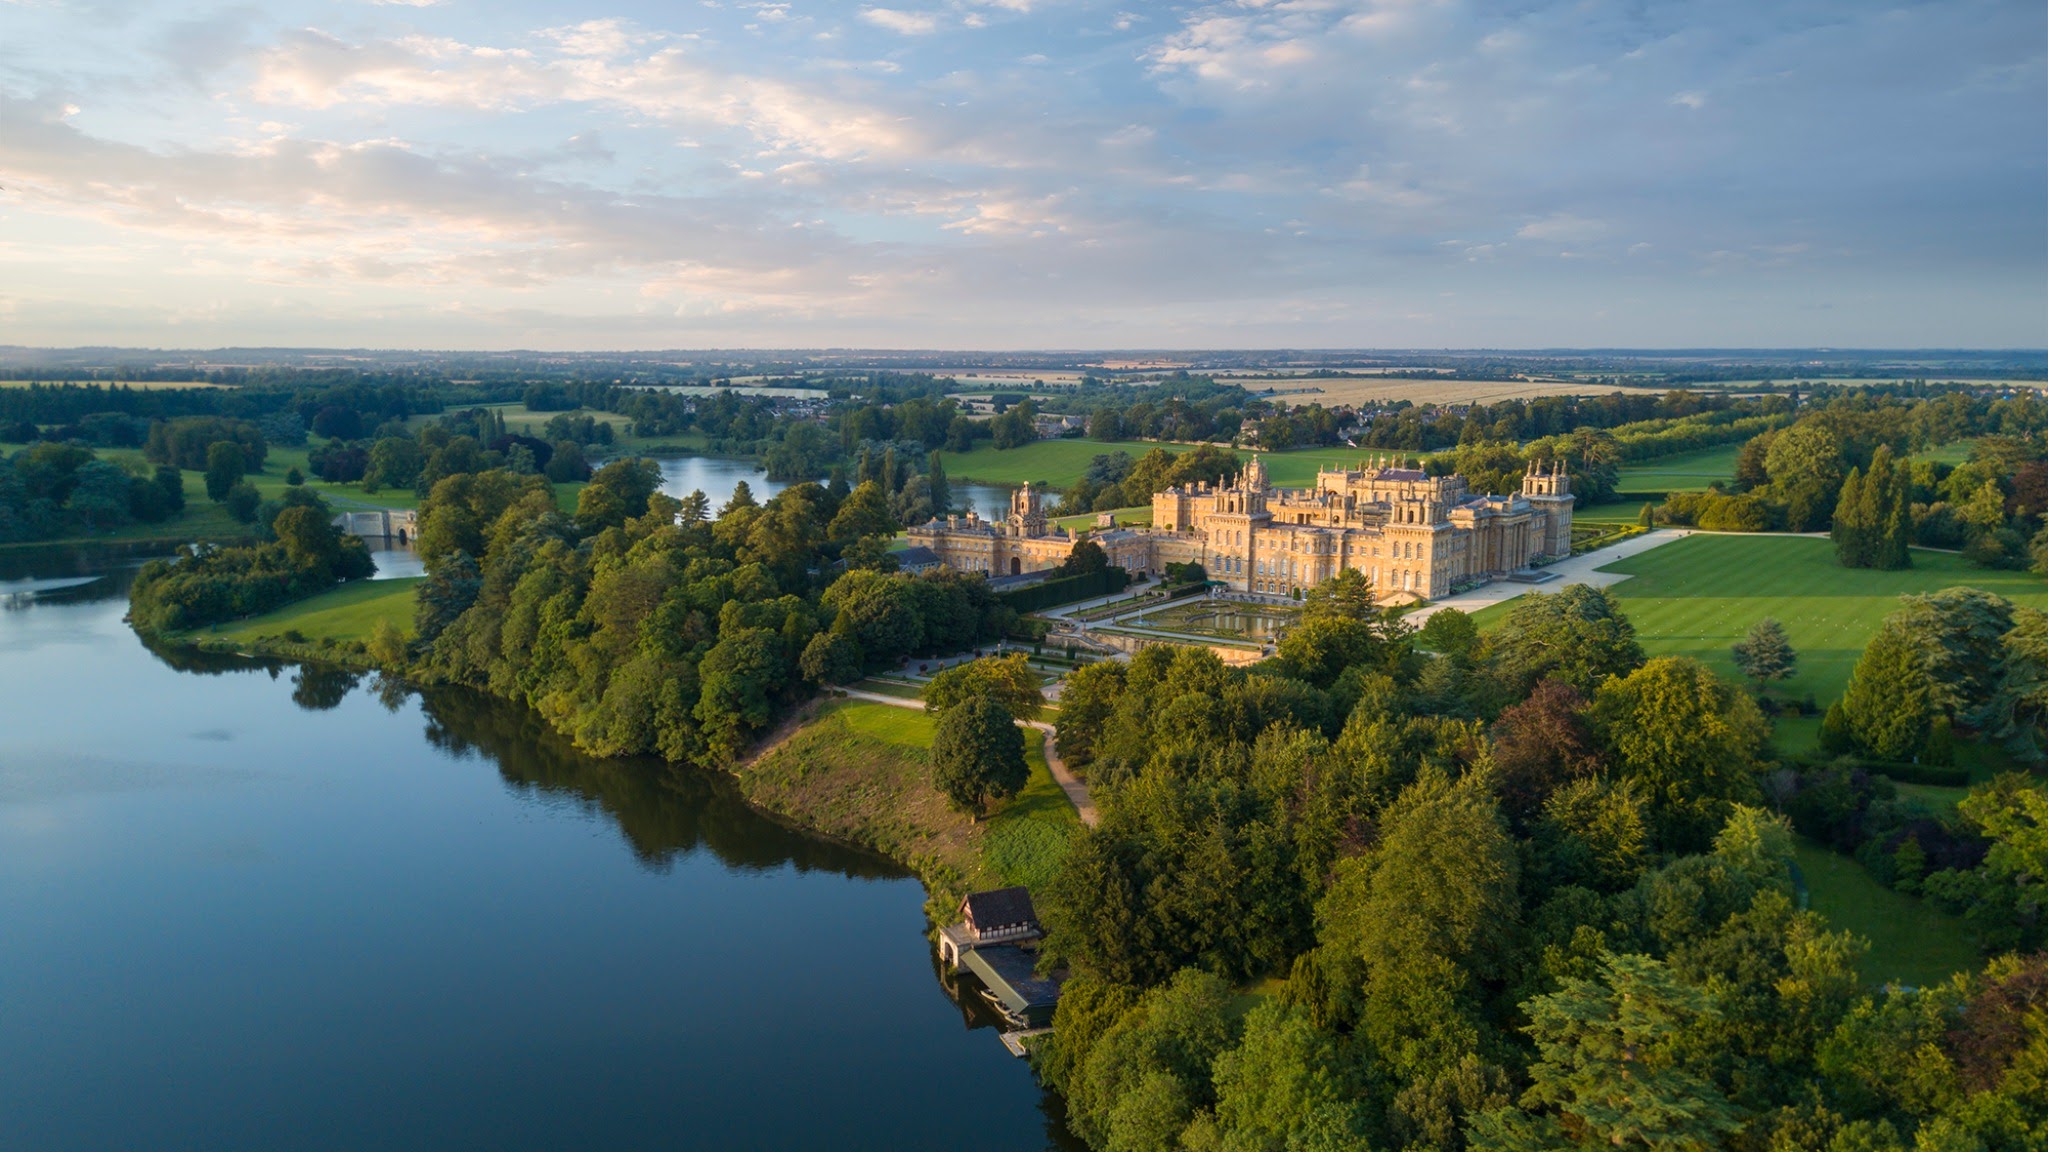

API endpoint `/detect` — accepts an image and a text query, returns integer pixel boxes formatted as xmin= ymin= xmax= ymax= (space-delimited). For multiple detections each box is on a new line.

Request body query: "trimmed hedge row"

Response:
xmin=1792 ymin=753 xmax=1971 ymax=788
xmin=1000 ymin=568 xmax=1130 ymax=613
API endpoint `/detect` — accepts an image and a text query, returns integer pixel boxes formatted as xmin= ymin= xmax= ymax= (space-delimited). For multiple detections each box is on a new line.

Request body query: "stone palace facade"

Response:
xmin=905 ymin=456 xmax=1575 ymax=602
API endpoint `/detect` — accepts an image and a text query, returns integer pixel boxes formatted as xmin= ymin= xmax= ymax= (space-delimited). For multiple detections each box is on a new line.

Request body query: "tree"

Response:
xmin=925 ymin=652 xmax=1043 ymax=721
xmin=204 ymin=440 xmax=245 ymax=502
xmin=273 ymin=505 xmax=343 ymax=578
xmin=930 ymin=697 xmax=1027 ymax=817
xmin=285 ymin=467 xmax=304 ymax=487
xmin=1058 ymin=536 xmax=1110 ymax=577
xmin=1055 ymin=660 xmax=1126 ymax=769
xmin=1472 ymin=952 xmax=1742 ymax=1152
xmin=1731 ymin=617 xmax=1797 ymax=692
xmin=414 ymin=550 xmax=482 ymax=643
xmin=1491 ymin=679 xmax=1603 ymax=819
xmin=368 ymin=618 xmax=408 ymax=668
xmin=721 ymin=479 xmax=756 ymax=517
xmin=926 ymin=450 xmax=951 ymax=516
xmin=66 ymin=460 xmax=133 ymax=530
xmin=1418 ymin=608 xmax=1480 ymax=663
xmin=1593 ymin=656 xmax=1767 ymax=851
xmin=1833 ymin=465 xmax=1876 ymax=568
xmin=1839 ymin=617 xmax=1934 ymax=761
xmin=1485 ymin=584 xmax=1645 ymax=697
xmin=828 ymin=479 xmax=898 ymax=542
xmin=1991 ymin=606 xmax=2048 ymax=761
xmin=798 ymin=631 xmax=861 ymax=686
xmin=223 ymin=480 xmax=261 ymax=523
xmin=1302 ymin=567 xmax=1377 ymax=620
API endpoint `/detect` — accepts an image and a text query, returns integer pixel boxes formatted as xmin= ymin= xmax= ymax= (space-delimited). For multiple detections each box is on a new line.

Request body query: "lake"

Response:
xmin=0 ymin=552 xmax=1075 ymax=1150
xmin=656 ymin=454 xmax=1015 ymax=521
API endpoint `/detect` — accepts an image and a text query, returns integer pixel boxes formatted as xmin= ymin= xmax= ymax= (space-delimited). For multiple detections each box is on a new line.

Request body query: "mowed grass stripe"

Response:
xmin=1472 ymin=534 xmax=2048 ymax=706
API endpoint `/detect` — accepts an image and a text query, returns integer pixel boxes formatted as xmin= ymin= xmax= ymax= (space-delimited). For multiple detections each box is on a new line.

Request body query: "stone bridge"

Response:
xmin=332 ymin=509 xmax=418 ymax=543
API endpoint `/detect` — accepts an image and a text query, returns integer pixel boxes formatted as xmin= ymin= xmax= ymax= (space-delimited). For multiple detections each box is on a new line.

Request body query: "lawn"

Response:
xmin=939 ymin=435 xmax=1414 ymax=492
xmin=742 ymin=699 xmax=1078 ymax=901
xmin=1471 ymin=534 xmax=2048 ymax=713
xmin=209 ymin=576 xmax=422 ymax=644
xmin=1613 ymin=443 xmax=1743 ymax=494
xmin=1795 ymin=838 xmax=1980 ymax=988
xmin=825 ymin=702 xmax=1078 ymax=888
xmin=1052 ymin=506 xmax=1154 ymax=532
xmin=1914 ymin=440 xmax=1978 ymax=466
xmin=938 ymin=437 xmax=1188 ymax=486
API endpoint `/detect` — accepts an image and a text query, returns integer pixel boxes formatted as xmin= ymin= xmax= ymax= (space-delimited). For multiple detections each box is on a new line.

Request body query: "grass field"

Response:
xmin=939 ymin=435 xmax=1416 ymax=492
xmin=741 ymin=699 xmax=1078 ymax=900
xmin=1052 ymin=506 xmax=1154 ymax=532
xmin=937 ymin=437 xmax=1188 ymax=486
xmin=1613 ymin=443 xmax=1743 ymax=494
xmin=1795 ymin=838 xmax=1979 ymax=987
xmin=1914 ymin=440 xmax=1978 ymax=466
xmin=208 ymin=576 xmax=422 ymax=644
xmin=1470 ymin=534 xmax=2048 ymax=711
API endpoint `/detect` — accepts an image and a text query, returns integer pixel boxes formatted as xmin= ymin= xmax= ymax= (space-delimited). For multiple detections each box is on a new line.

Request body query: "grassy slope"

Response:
xmin=739 ymin=700 xmax=1078 ymax=904
xmin=1471 ymin=534 xmax=2048 ymax=708
xmin=1795 ymin=838 xmax=1980 ymax=987
xmin=209 ymin=577 xmax=422 ymax=644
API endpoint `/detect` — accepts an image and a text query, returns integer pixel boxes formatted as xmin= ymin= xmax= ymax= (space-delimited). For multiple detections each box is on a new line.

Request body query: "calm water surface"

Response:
xmin=0 ymin=552 xmax=1073 ymax=1151
xmin=656 ymin=454 xmax=1013 ymax=520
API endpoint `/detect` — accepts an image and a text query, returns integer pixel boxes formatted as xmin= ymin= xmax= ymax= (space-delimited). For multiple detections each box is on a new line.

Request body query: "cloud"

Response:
xmin=859 ymin=8 xmax=941 ymax=35
xmin=1516 ymin=214 xmax=1605 ymax=244
xmin=0 ymin=0 xmax=2042 ymax=346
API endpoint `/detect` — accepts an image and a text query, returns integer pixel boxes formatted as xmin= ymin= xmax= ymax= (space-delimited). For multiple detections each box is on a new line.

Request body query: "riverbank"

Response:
xmin=142 ymin=573 xmax=1084 ymax=932
xmin=735 ymin=699 xmax=1081 ymax=923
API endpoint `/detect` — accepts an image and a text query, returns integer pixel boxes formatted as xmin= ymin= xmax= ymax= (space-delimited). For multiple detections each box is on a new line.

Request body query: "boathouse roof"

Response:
xmin=962 ymin=886 xmax=1039 ymax=932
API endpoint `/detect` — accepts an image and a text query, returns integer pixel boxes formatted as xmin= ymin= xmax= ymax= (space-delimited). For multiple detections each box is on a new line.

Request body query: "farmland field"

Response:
xmin=0 ymin=379 xmax=227 ymax=390
xmin=1470 ymin=533 xmax=2048 ymax=707
xmin=1246 ymin=377 xmax=1628 ymax=407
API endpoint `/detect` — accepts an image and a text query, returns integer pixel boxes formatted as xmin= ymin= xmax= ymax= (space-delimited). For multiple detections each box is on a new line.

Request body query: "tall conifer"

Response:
xmin=1832 ymin=465 xmax=1873 ymax=567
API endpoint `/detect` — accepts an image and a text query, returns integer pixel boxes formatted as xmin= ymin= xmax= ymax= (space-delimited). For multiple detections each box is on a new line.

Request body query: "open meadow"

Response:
xmin=1470 ymin=533 xmax=2048 ymax=710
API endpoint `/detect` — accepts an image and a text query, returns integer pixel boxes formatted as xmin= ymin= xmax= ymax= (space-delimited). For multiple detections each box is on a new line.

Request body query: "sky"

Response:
xmin=0 ymin=0 xmax=2042 ymax=351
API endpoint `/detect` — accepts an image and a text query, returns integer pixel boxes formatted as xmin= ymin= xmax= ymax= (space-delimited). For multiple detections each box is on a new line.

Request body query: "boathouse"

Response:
xmin=963 ymin=944 xmax=1061 ymax=1028
xmin=937 ymin=886 xmax=1042 ymax=968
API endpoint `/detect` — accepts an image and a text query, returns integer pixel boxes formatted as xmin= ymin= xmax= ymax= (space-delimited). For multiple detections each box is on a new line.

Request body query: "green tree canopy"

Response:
xmin=930 ymin=696 xmax=1028 ymax=817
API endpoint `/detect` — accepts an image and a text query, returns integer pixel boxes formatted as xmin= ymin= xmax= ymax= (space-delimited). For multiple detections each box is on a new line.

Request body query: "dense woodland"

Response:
xmin=1039 ymin=576 xmax=2045 ymax=1152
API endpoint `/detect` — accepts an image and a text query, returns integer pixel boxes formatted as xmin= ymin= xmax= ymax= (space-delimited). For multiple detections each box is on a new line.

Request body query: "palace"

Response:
xmin=905 ymin=456 xmax=1574 ymax=602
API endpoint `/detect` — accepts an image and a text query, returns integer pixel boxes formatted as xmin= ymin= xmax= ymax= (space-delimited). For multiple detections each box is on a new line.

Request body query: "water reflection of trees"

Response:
xmin=414 ymin=683 xmax=909 ymax=883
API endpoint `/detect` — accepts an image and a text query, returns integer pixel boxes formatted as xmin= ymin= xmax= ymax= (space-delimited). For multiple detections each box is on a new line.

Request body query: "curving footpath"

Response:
xmin=840 ymin=688 xmax=1098 ymax=827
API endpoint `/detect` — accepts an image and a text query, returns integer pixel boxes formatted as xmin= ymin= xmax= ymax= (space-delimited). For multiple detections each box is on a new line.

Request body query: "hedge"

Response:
xmin=1791 ymin=753 xmax=1971 ymax=788
xmin=999 ymin=568 xmax=1130 ymax=613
